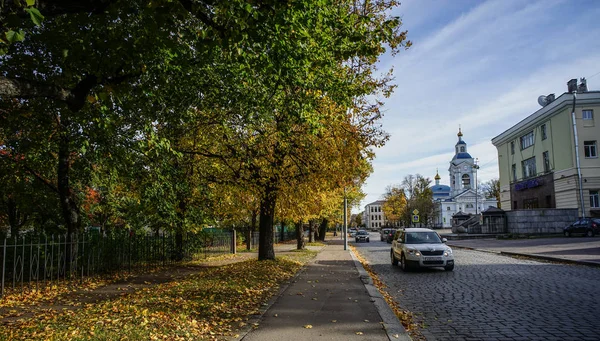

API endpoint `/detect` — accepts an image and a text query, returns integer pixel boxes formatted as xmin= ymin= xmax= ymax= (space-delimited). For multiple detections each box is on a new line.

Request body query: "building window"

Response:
xmin=524 ymin=198 xmax=539 ymax=209
xmin=520 ymin=131 xmax=534 ymax=150
xmin=543 ymin=151 xmax=550 ymax=172
xmin=447 ymin=207 xmax=450 ymax=210
xmin=512 ymin=164 xmax=517 ymax=182
xmin=541 ymin=124 xmax=547 ymax=140
xmin=583 ymin=109 xmax=594 ymax=120
xmin=460 ymin=146 xmax=465 ymax=152
xmin=510 ymin=141 xmax=515 ymax=155
xmin=590 ymin=191 xmax=599 ymax=208
xmin=522 ymin=157 xmax=536 ymax=178
xmin=513 ymin=201 xmax=517 ymax=210
xmin=584 ymin=141 xmax=597 ymax=158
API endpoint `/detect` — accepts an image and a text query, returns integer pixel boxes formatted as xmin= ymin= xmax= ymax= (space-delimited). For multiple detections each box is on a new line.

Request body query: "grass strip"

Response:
xmin=0 ymin=249 xmax=317 ymax=341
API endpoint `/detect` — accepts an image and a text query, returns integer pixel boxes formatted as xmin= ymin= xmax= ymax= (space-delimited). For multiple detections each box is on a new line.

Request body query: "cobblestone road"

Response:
xmin=353 ymin=232 xmax=600 ymax=341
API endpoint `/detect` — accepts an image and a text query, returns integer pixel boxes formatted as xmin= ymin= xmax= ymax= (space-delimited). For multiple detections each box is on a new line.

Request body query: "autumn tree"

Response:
xmin=481 ymin=178 xmax=501 ymax=208
xmin=382 ymin=185 xmax=407 ymax=226
xmin=400 ymin=174 xmax=434 ymax=226
xmin=1 ymin=1 xmax=410 ymax=264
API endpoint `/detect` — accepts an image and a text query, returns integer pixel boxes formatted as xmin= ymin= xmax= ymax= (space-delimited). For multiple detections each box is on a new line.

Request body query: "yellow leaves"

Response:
xmin=304 ymin=324 xmax=313 ymax=329
xmin=1 ymin=254 xmax=317 ymax=341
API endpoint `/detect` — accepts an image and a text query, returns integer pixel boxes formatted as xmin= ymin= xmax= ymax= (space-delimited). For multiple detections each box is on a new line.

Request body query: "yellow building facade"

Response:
xmin=492 ymin=81 xmax=600 ymax=218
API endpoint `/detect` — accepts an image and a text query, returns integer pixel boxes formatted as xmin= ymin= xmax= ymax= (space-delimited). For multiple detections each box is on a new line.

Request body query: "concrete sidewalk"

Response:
xmin=239 ymin=241 xmax=410 ymax=341
xmin=445 ymin=236 xmax=600 ymax=266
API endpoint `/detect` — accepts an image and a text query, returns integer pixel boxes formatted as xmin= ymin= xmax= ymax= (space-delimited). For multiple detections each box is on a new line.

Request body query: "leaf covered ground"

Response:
xmin=0 ymin=249 xmax=317 ymax=340
xmin=350 ymin=245 xmax=425 ymax=341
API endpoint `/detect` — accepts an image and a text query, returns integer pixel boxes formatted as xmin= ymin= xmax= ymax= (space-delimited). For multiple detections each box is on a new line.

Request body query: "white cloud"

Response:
xmin=355 ymin=0 xmax=600 ymax=213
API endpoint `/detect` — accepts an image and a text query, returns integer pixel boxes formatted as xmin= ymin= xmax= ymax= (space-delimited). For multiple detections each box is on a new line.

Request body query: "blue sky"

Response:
xmin=356 ymin=0 xmax=600 ymax=212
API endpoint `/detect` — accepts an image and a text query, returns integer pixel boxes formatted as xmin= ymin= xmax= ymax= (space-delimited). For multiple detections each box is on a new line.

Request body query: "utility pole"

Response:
xmin=343 ymin=187 xmax=348 ymax=250
xmin=474 ymin=158 xmax=480 ymax=215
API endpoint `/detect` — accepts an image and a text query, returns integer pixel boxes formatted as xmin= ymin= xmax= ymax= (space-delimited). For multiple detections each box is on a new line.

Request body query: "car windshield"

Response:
xmin=405 ymin=232 xmax=442 ymax=244
xmin=357 ymin=231 xmax=368 ymax=235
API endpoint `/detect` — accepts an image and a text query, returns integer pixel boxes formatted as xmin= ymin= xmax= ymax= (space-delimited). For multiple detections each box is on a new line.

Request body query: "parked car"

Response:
xmin=355 ymin=230 xmax=370 ymax=243
xmin=563 ymin=218 xmax=600 ymax=237
xmin=385 ymin=229 xmax=397 ymax=243
xmin=391 ymin=228 xmax=454 ymax=271
xmin=349 ymin=228 xmax=358 ymax=237
xmin=380 ymin=228 xmax=392 ymax=241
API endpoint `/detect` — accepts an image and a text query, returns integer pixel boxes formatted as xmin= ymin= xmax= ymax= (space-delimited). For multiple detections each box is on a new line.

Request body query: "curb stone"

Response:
xmin=349 ymin=248 xmax=412 ymax=341
xmin=450 ymin=245 xmax=600 ymax=268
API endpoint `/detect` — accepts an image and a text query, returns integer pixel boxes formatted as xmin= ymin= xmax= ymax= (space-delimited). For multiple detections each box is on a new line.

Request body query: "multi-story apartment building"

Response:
xmin=492 ymin=78 xmax=600 ymax=217
xmin=363 ymin=200 xmax=387 ymax=229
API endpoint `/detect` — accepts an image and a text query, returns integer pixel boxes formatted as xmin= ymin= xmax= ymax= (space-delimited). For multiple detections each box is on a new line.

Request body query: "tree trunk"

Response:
xmin=7 ymin=197 xmax=27 ymax=238
xmin=57 ymin=132 xmax=81 ymax=275
xmin=308 ymin=220 xmax=314 ymax=243
xmin=246 ymin=209 xmax=258 ymax=250
xmin=258 ymin=185 xmax=276 ymax=260
xmin=296 ymin=220 xmax=305 ymax=250
xmin=318 ymin=218 xmax=328 ymax=241
xmin=174 ymin=197 xmax=186 ymax=261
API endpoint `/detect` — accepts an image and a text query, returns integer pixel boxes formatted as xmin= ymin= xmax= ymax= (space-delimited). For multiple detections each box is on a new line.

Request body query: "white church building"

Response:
xmin=431 ymin=129 xmax=497 ymax=228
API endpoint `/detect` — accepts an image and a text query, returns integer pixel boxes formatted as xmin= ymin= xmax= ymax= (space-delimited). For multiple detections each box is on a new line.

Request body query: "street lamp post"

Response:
xmin=343 ymin=187 xmax=348 ymax=250
xmin=474 ymin=158 xmax=480 ymax=215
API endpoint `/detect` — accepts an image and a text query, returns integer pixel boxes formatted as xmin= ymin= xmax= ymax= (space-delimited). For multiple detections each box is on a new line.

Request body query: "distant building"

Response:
xmin=492 ymin=78 xmax=600 ymax=217
xmin=432 ymin=129 xmax=497 ymax=228
xmin=363 ymin=200 xmax=386 ymax=229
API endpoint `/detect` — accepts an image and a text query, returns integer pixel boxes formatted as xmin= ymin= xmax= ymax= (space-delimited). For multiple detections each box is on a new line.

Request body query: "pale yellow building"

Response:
xmin=492 ymin=79 xmax=600 ymax=218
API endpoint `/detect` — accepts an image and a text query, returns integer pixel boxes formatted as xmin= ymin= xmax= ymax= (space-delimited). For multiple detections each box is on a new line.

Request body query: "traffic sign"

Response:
xmin=412 ymin=209 xmax=419 ymax=215
xmin=412 ymin=215 xmax=419 ymax=223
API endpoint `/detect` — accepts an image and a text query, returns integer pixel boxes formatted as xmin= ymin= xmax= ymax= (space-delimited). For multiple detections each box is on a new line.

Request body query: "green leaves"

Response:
xmin=5 ymin=30 xmax=25 ymax=43
xmin=24 ymin=8 xmax=44 ymax=26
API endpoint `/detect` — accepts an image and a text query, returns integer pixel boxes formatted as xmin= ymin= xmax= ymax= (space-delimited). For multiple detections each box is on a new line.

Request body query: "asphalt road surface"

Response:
xmin=351 ymin=231 xmax=600 ymax=341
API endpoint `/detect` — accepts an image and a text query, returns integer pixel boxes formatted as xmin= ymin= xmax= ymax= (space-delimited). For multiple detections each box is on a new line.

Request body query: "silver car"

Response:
xmin=391 ymin=228 xmax=454 ymax=271
xmin=354 ymin=230 xmax=370 ymax=243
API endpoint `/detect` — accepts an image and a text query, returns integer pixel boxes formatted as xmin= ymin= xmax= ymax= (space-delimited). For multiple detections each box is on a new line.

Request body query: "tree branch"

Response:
xmin=0 ymin=152 xmax=59 ymax=194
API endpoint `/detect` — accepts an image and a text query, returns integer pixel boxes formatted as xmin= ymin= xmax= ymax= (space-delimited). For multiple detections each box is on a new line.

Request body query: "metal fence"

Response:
xmin=0 ymin=229 xmax=300 ymax=298
xmin=0 ymin=231 xmax=232 ymax=298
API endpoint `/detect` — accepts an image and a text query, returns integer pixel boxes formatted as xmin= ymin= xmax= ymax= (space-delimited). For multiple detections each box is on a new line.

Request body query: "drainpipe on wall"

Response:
xmin=570 ymin=89 xmax=586 ymax=218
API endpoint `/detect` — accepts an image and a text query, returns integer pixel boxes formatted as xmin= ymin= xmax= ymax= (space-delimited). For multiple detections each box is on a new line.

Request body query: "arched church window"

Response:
xmin=460 ymin=146 xmax=465 ymax=152
xmin=462 ymin=174 xmax=470 ymax=187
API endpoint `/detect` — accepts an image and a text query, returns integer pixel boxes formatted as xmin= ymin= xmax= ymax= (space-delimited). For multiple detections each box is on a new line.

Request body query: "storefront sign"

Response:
xmin=515 ymin=178 xmax=543 ymax=191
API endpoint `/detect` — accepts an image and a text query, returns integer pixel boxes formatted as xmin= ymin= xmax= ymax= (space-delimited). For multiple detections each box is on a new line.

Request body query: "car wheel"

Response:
xmin=400 ymin=254 xmax=409 ymax=272
xmin=355 ymin=239 xmax=359 ymax=243
xmin=445 ymin=263 xmax=454 ymax=271
xmin=587 ymin=230 xmax=594 ymax=237
xmin=391 ymin=250 xmax=398 ymax=266
xmin=367 ymin=238 xmax=370 ymax=242
xmin=564 ymin=231 xmax=571 ymax=237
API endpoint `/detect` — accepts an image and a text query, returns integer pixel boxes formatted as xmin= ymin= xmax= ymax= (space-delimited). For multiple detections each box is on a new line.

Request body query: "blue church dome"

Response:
xmin=455 ymin=152 xmax=472 ymax=159
xmin=431 ymin=184 xmax=451 ymax=192
xmin=456 ymin=140 xmax=466 ymax=145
